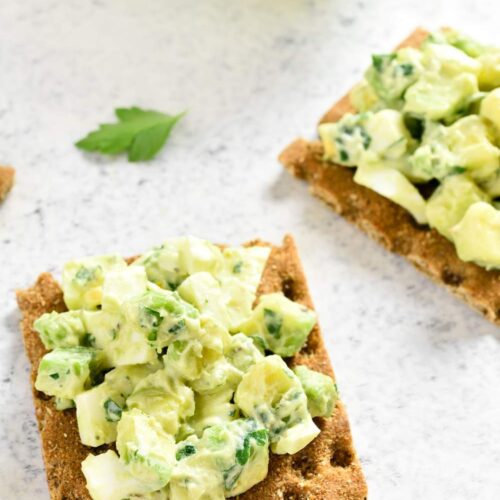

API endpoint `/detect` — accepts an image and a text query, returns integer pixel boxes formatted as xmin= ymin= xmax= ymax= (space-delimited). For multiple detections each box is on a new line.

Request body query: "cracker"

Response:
xmin=279 ymin=29 xmax=500 ymax=326
xmin=17 ymin=235 xmax=367 ymax=499
xmin=0 ymin=165 xmax=15 ymax=201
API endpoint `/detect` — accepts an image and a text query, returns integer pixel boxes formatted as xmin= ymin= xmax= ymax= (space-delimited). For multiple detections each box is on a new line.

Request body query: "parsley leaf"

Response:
xmin=75 ymin=107 xmax=184 ymax=162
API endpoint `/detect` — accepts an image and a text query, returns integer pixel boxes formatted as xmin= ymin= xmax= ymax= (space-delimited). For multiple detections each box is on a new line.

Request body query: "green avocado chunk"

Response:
xmin=126 ymin=369 xmax=195 ymax=436
xmin=452 ymin=201 xmax=500 ymax=268
xmin=75 ymin=364 xmax=159 ymax=447
xmin=62 ymin=254 xmax=127 ymax=310
xmin=365 ymin=48 xmax=422 ymax=104
xmin=34 ymin=310 xmax=87 ymax=350
xmin=236 ymin=293 xmax=316 ymax=357
xmin=133 ymin=236 xmax=223 ymax=291
xmin=35 ymin=347 xmax=103 ymax=400
xmin=426 ymin=174 xmax=490 ymax=240
xmin=116 ymin=409 xmax=176 ymax=491
xmin=404 ymin=72 xmax=478 ymax=121
xmin=235 ymin=355 xmax=319 ymax=455
xmin=293 ymin=365 xmax=339 ymax=418
xmin=169 ymin=418 xmax=269 ymax=498
xmin=82 ymin=450 xmax=156 ymax=500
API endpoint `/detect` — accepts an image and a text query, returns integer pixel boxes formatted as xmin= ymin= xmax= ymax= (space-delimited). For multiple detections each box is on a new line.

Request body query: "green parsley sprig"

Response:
xmin=75 ymin=107 xmax=185 ymax=162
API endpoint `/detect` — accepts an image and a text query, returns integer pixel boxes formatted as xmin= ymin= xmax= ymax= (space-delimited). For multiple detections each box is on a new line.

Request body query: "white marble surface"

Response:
xmin=1 ymin=1 xmax=500 ymax=498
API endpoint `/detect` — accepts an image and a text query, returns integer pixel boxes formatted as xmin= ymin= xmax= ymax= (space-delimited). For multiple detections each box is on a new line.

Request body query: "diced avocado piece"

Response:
xmin=105 ymin=323 xmax=158 ymax=367
xmin=101 ymin=266 xmax=148 ymax=313
xmin=127 ymin=369 xmax=195 ymax=436
xmin=164 ymin=339 xmax=204 ymax=382
xmin=480 ymin=88 xmax=500 ymax=134
xmin=133 ymin=236 xmax=223 ymax=291
xmin=236 ymin=293 xmax=316 ymax=358
xmin=34 ymin=310 xmax=87 ymax=350
xmin=35 ymin=347 xmax=103 ymax=400
xmin=54 ymin=397 xmax=75 ymax=410
xmin=164 ymin=318 xmax=234 ymax=387
xmin=82 ymin=450 xmax=153 ymax=500
xmin=426 ymin=174 xmax=490 ymax=240
xmin=293 ymin=365 xmax=339 ymax=418
xmin=365 ymin=48 xmax=422 ymax=104
xmin=219 ymin=246 xmax=271 ymax=330
xmin=271 ymin=419 xmax=321 ymax=455
xmin=117 ymin=409 xmax=176 ymax=490
xmin=169 ymin=436 xmax=224 ymax=500
xmin=447 ymin=116 xmax=500 ymax=182
xmin=82 ymin=310 xmax=122 ymax=363
xmin=318 ymin=112 xmax=372 ymax=166
xmin=200 ymin=316 xmax=232 ymax=353
xmin=409 ymin=117 xmax=499 ymax=182
xmin=62 ymin=254 xmax=127 ymax=310
xmin=191 ymin=356 xmax=242 ymax=396
xmin=365 ymin=109 xmax=412 ymax=160
xmin=75 ymin=382 xmax=121 ymax=446
xmin=235 ymin=355 xmax=319 ymax=455
xmin=177 ymin=272 xmax=230 ymax=328
xmin=189 ymin=389 xmax=238 ymax=437
xmin=203 ymin=419 xmax=269 ymax=496
xmin=422 ymin=42 xmax=481 ymax=77
xmin=408 ymin=121 xmax=461 ymax=182
xmin=452 ymin=201 xmax=500 ymax=269
xmin=127 ymin=285 xmax=201 ymax=353
xmin=170 ymin=419 xmax=269 ymax=498
xmin=427 ymin=29 xmax=485 ymax=58
xmin=354 ymin=152 xmax=428 ymax=224
xmin=479 ymin=168 xmax=500 ymax=198
xmin=478 ymin=49 xmax=500 ymax=90
xmin=75 ymin=364 xmax=158 ymax=447
xmin=404 ymin=72 xmax=478 ymax=121
xmin=225 ymin=333 xmax=263 ymax=374
xmin=189 ymin=322 xmax=242 ymax=395
xmin=349 ymin=79 xmax=380 ymax=112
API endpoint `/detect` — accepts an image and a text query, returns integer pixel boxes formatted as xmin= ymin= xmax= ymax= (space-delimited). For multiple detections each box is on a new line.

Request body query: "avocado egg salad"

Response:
xmin=32 ymin=237 xmax=338 ymax=500
xmin=319 ymin=29 xmax=500 ymax=269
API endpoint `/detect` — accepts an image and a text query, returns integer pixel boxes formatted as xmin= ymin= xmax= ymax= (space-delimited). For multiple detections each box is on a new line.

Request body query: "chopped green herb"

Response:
xmin=176 ymin=444 xmax=196 ymax=461
xmin=75 ymin=107 xmax=185 ymax=162
xmin=399 ymin=63 xmax=414 ymax=76
xmin=49 ymin=373 xmax=60 ymax=380
xmin=232 ymin=261 xmax=244 ymax=274
xmin=339 ymin=150 xmax=349 ymax=162
xmin=372 ymin=53 xmax=396 ymax=72
xmin=81 ymin=333 xmax=96 ymax=348
xmin=263 ymin=309 xmax=283 ymax=339
xmin=449 ymin=166 xmax=467 ymax=175
xmin=169 ymin=319 xmax=186 ymax=334
xmin=74 ymin=267 xmax=95 ymax=285
xmin=103 ymin=398 xmax=123 ymax=422
xmin=235 ymin=429 xmax=268 ymax=465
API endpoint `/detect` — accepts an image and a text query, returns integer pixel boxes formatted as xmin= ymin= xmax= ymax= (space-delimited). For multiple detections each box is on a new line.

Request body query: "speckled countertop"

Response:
xmin=1 ymin=1 xmax=500 ymax=498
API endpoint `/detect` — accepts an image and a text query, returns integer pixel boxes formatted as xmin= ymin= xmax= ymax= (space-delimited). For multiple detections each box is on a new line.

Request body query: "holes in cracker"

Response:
xmin=282 ymin=486 xmax=308 ymax=500
xmin=291 ymin=452 xmax=317 ymax=480
xmin=441 ymin=269 xmax=464 ymax=287
xmin=330 ymin=447 xmax=354 ymax=468
xmin=281 ymin=277 xmax=297 ymax=300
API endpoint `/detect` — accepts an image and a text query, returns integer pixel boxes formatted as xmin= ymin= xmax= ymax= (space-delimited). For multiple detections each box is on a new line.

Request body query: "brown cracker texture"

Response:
xmin=279 ymin=28 xmax=500 ymax=326
xmin=16 ymin=235 xmax=367 ymax=500
xmin=0 ymin=165 xmax=15 ymax=201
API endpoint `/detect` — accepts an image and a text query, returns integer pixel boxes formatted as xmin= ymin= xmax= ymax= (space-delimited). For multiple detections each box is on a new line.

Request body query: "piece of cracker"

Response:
xmin=0 ymin=165 xmax=15 ymax=201
xmin=16 ymin=235 xmax=367 ymax=500
xmin=279 ymin=29 xmax=500 ymax=326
